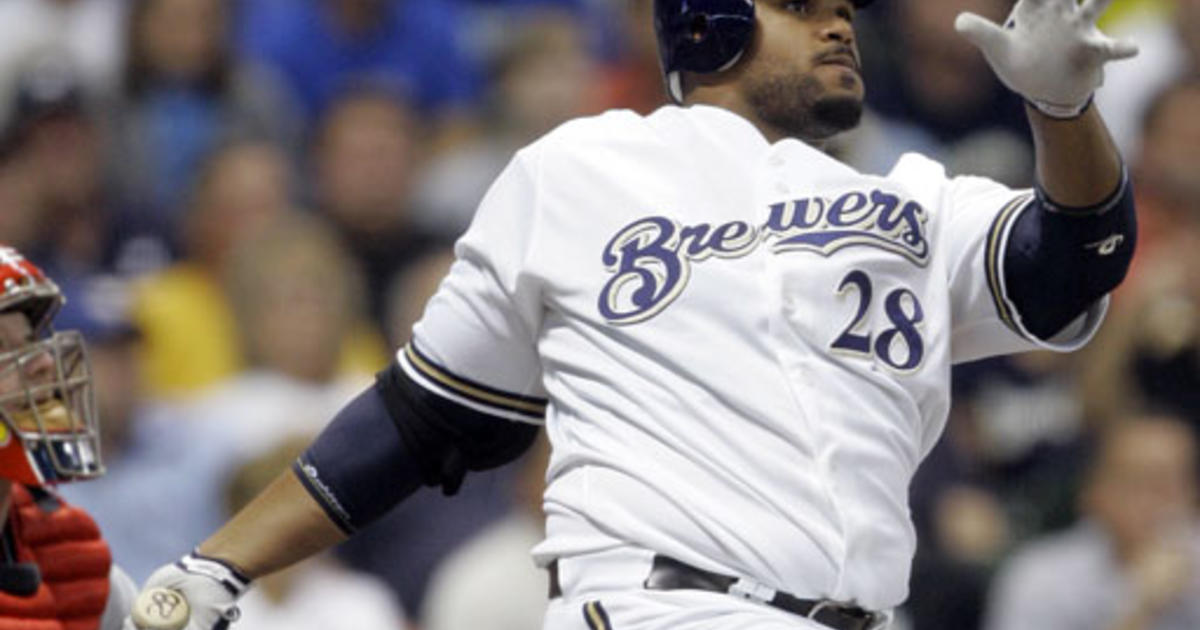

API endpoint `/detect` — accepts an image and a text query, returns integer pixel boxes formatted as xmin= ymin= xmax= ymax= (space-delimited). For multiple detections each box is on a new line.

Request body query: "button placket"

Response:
xmin=767 ymin=153 xmax=790 ymax=195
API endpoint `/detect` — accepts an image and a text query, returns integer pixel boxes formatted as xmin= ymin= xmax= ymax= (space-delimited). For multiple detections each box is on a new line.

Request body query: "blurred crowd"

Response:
xmin=2 ymin=0 xmax=1199 ymax=628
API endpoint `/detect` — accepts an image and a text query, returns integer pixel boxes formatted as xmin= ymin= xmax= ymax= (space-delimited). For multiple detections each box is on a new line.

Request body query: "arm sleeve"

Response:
xmin=933 ymin=164 xmax=1112 ymax=363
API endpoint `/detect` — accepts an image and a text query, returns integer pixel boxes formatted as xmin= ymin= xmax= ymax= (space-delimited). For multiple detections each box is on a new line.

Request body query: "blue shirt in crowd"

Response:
xmin=236 ymin=0 xmax=483 ymax=118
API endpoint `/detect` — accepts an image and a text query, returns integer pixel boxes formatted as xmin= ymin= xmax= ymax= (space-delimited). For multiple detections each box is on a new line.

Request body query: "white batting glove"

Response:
xmin=123 ymin=552 xmax=251 ymax=630
xmin=955 ymin=0 xmax=1138 ymax=118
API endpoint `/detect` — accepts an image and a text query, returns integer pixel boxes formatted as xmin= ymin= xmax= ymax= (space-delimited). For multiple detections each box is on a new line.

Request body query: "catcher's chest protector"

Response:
xmin=0 ymin=485 xmax=111 ymax=630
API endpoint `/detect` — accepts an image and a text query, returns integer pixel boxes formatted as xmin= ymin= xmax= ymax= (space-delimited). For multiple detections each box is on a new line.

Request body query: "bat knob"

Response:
xmin=131 ymin=587 xmax=190 ymax=630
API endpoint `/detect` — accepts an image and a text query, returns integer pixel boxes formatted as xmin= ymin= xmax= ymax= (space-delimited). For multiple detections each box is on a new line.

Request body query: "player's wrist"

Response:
xmin=1027 ymin=94 xmax=1094 ymax=121
xmin=178 ymin=551 xmax=253 ymax=597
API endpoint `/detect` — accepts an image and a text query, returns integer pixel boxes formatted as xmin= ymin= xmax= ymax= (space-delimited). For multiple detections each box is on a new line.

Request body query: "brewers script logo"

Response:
xmin=598 ymin=189 xmax=930 ymax=325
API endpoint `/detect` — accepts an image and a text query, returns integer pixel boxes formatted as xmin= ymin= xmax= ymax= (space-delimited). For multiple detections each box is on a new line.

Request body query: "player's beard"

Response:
xmin=743 ymin=71 xmax=863 ymax=142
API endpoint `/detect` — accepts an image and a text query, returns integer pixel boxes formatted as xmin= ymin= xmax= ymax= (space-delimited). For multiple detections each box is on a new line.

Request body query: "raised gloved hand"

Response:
xmin=955 ymin=0 xmax=1138 ymax=119
xmin=123 ymin=552 xmax=251 ymax=630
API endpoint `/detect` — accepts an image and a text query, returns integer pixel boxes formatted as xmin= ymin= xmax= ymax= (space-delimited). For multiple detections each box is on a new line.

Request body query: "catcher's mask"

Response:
xmin=0 ymin=246 xmax=101 ymax=485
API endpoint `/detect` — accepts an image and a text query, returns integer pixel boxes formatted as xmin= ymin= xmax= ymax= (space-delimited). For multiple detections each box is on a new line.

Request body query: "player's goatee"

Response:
xmin=745 ymin=74 xmax=863 ymax=142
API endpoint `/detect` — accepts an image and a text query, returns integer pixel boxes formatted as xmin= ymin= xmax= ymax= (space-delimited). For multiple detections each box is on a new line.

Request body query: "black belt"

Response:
xmin=548 ymin=556 xmax=883 ymax=630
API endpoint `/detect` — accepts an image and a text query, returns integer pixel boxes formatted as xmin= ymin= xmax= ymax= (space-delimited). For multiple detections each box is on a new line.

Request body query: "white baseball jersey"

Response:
xmin=404 ymin=104 xmax=1106 ymax=612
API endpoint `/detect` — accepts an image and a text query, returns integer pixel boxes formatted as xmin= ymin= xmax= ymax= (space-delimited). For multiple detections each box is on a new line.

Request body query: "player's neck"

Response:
xmin=685 ymin=89 xmax=830 ymax=150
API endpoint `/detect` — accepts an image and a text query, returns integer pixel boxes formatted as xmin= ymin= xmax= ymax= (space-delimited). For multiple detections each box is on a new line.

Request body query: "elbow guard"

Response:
xmin=1003 ymin=171 xmax=1136 ymax=340
xmin=294 ymin=363 xmax=540 ymax=534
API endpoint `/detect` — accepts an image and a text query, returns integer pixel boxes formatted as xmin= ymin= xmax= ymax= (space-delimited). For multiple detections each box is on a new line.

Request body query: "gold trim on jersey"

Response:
xmin=986 ymin=193 xmax=1037 ymax=337
xmin=402 ymin=343 xmax=548 ymax=419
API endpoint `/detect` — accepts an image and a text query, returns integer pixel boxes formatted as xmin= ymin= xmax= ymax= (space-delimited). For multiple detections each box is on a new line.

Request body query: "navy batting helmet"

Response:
xmin=654 ymin=0 xmax=874 ymax=103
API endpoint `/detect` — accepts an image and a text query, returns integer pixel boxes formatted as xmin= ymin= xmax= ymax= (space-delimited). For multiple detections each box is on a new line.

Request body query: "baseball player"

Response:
xmin=0 ymin=245 xmax=138 ymax=629
xmin=127 ymin=1 xmax=1138 ymax=629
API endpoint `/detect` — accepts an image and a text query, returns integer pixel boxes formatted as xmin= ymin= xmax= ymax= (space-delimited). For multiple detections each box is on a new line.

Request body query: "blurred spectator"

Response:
xmin=914 ymin=352 xmax=1091 ymax=538
xmin=1096 ymin=0 xmax=1197 ymax=156
xmin=593 ymin=0 xmax=668 ymax=114
xmin=1099 ymin=0 xmax=1173 ymax=28
xmin=455 ymin=0 xmax=594 ymax=8
xmin=843 ymin=0 xmax=1032 ymax=181
xmin=422 ymin=432 xmax=551 ymax=630
xmin=904 ymin=351 xmax=1095 ymax=628
xmin=109 ymin=0 xmax=301 ymax=248
xmin=383 ymin=247 xmax=455 ymax=348
xmin=984 ymin=415 xmax=1200 ymax=630
xmin=1130 ymin=78 xmax=1200 ymax=257
xmin=906 ymin=484 xmax=1012 ymax=630
xmin=413 ymin=13 xmax=599 ymax=238
xmin=1078 ymin=79 xmax=1200 ymax=426
xmin=1 ymin=54 xmax=114 ymax=280
xmin=236 ymin=0 xmax=481 ymax=121
xmin=225 ymin=215 xmax=383 ymax=382
xmin=0 ymin=163 xmax=38 ymax=252
xmin=130 ymin=139 xmax=294 ymax=397
xmin=313 ymin=89 xmax=449 ymax=326
xmin=227 ymin=434 xmax=410 ymax=630
xmin=487 ymin=13 xmax=597 ymax=144
xmin=451 ymin=0 xmax=622 ymax=76
xmin=186 ymin=214 xmax=385 ymax=460
xmin=864 ymin=0 xmax=1027 ymax=141
xmin=0 ymin=0 xmax=125 ymax=98
xmin=58 ymin=275 xmax=231 ymax=583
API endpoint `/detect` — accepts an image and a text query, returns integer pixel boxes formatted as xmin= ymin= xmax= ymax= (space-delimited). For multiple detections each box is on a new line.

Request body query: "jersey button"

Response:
xmin=768 ymin=156 xmax=785 ymax=167
xmin=774 ymin=182 xmax=788 ymax=194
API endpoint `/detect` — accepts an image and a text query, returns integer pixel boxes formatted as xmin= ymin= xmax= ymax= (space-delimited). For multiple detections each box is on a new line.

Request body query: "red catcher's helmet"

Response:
xmin=0 ymin=245 xmax=101 ymax=485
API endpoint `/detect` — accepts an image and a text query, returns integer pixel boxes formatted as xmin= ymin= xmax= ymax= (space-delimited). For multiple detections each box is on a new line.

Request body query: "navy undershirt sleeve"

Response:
xmin=1002 ymin=171 xmax=1136 ymax=340
xmin=292 ymin=385 xmax=422 ymax=535
xmin=292 ymin=363 xmax=540 ymax=535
